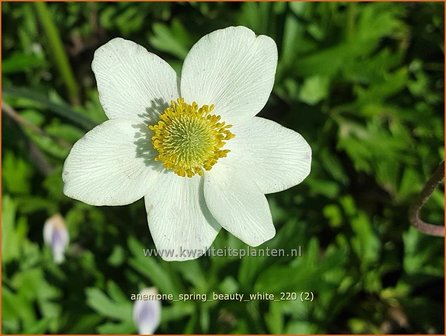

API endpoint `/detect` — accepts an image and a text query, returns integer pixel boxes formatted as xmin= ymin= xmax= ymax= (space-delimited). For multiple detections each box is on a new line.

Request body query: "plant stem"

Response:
xmin=346 ymin=2 xmax=357 ymax=40
xmin=2 ymin=100 xmax=71 ymax=149
xmin=3 ymin=86 xmax=95 ymax=130
xmin=2 ymin=101 xmax=54 ymax=175
xmin=409 ymin=161 xmax=444 ymax=237
xmin=34 ymin=2 xmax=80 ymax=105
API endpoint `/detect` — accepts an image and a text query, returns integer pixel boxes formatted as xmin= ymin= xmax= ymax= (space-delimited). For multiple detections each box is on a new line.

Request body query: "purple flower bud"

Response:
xmin=43 ymin=214 xmax=69 ymax=264
xmin=133 ymin=287 xmax=161 ymax=334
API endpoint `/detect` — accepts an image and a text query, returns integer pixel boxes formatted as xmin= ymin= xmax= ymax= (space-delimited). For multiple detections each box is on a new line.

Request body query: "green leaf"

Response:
xmin=149 ymin=20 xmax=191 ymax=59
xmin=161 ymin=303 xmax=194 ymax=323
xmin=2 ymin=52 xmax=45 ymax=74
xmin=3 ymin=151 xmax=33 ymax=194
xmin=107 ymin=281 xmax=129 ymax=303
xmin=2 ymin=196 xmax=21 ymax=263
xmin=34 ymin=2 xmax=80 ymax=104
xmin=299 ymin=76 xmax=330 ymax=105
xmin=265 ymin=301 xmax=284 ymax=333
xmin=97 ymin=320 xmax=135 ymax=334
xmin=128 ymin=237 xmax=180 ymax=295
xmin=86 ymin=288 xmax=132 ymax=321
xmin=3 ymin=86 xmax=96 ymax=129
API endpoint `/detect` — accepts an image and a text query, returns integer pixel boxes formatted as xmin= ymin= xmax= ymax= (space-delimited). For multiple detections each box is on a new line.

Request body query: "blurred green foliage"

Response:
xmin=2 ymin=2 xmax=444 ymax=334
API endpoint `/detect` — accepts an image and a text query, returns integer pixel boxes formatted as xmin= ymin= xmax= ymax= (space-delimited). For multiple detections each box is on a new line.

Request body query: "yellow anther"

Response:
xmin=148 ymin=98 xmax=235 ymax=177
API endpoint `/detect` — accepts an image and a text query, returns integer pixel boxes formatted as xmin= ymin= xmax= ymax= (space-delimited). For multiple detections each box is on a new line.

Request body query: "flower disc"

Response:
xmin=149 ymin=98 xmax=235 ymax=177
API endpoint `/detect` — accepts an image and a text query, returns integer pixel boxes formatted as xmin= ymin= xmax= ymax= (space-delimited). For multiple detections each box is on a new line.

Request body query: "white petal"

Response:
xmin=181 ymin=26 xmax=277 ymax=124
xmin=204 ymin=163 xmax=275 ymax=246
xmin=63 ymin=120 xmax=162 ymax=206
xmin=133 ymin=288 xmax=161 ymax=335
xmin=225 ymin=117 xmax=311 ymax=194
xmin=144 ymin=173 xmax=220 ymax=261
xmin=92 ymin=38 xmax=179 ymax=122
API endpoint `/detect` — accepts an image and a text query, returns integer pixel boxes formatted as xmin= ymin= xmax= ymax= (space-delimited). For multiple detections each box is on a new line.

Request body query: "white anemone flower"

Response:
xmin=63 ymin=26 xmax=311 ymax=261
xmin=43 ymin=214 xmax=69 ymax=263
xmin=133 ymin=287 xmax=161 ymax=334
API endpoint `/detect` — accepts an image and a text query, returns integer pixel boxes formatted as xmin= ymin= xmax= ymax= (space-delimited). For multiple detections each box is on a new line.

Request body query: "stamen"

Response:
xmin=149 ymin=98 xmax=235 ymax=177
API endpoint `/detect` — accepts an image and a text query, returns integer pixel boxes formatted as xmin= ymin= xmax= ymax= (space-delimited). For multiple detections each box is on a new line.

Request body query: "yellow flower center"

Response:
xmin=149 ymin=98 xmax=235 ymax=178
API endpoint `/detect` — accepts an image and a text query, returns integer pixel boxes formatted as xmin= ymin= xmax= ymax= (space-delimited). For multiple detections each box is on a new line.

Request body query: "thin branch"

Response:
xmin=409 ymin=161 xmax=445 ymax=237
xmin=2 ymin=101 xmax=53 ymax=175
xmin=29 ymin=142 xmax=53 ymax=176
xmin=2 ymin=100 xmax=45 ymax=135
xmin=2 ymin=100 xmax=71 ymax=148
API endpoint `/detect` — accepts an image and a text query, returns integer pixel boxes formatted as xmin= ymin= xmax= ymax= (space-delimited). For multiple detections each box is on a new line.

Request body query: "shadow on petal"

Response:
xmin=132 ymin=98 xmax=169 ymax=171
